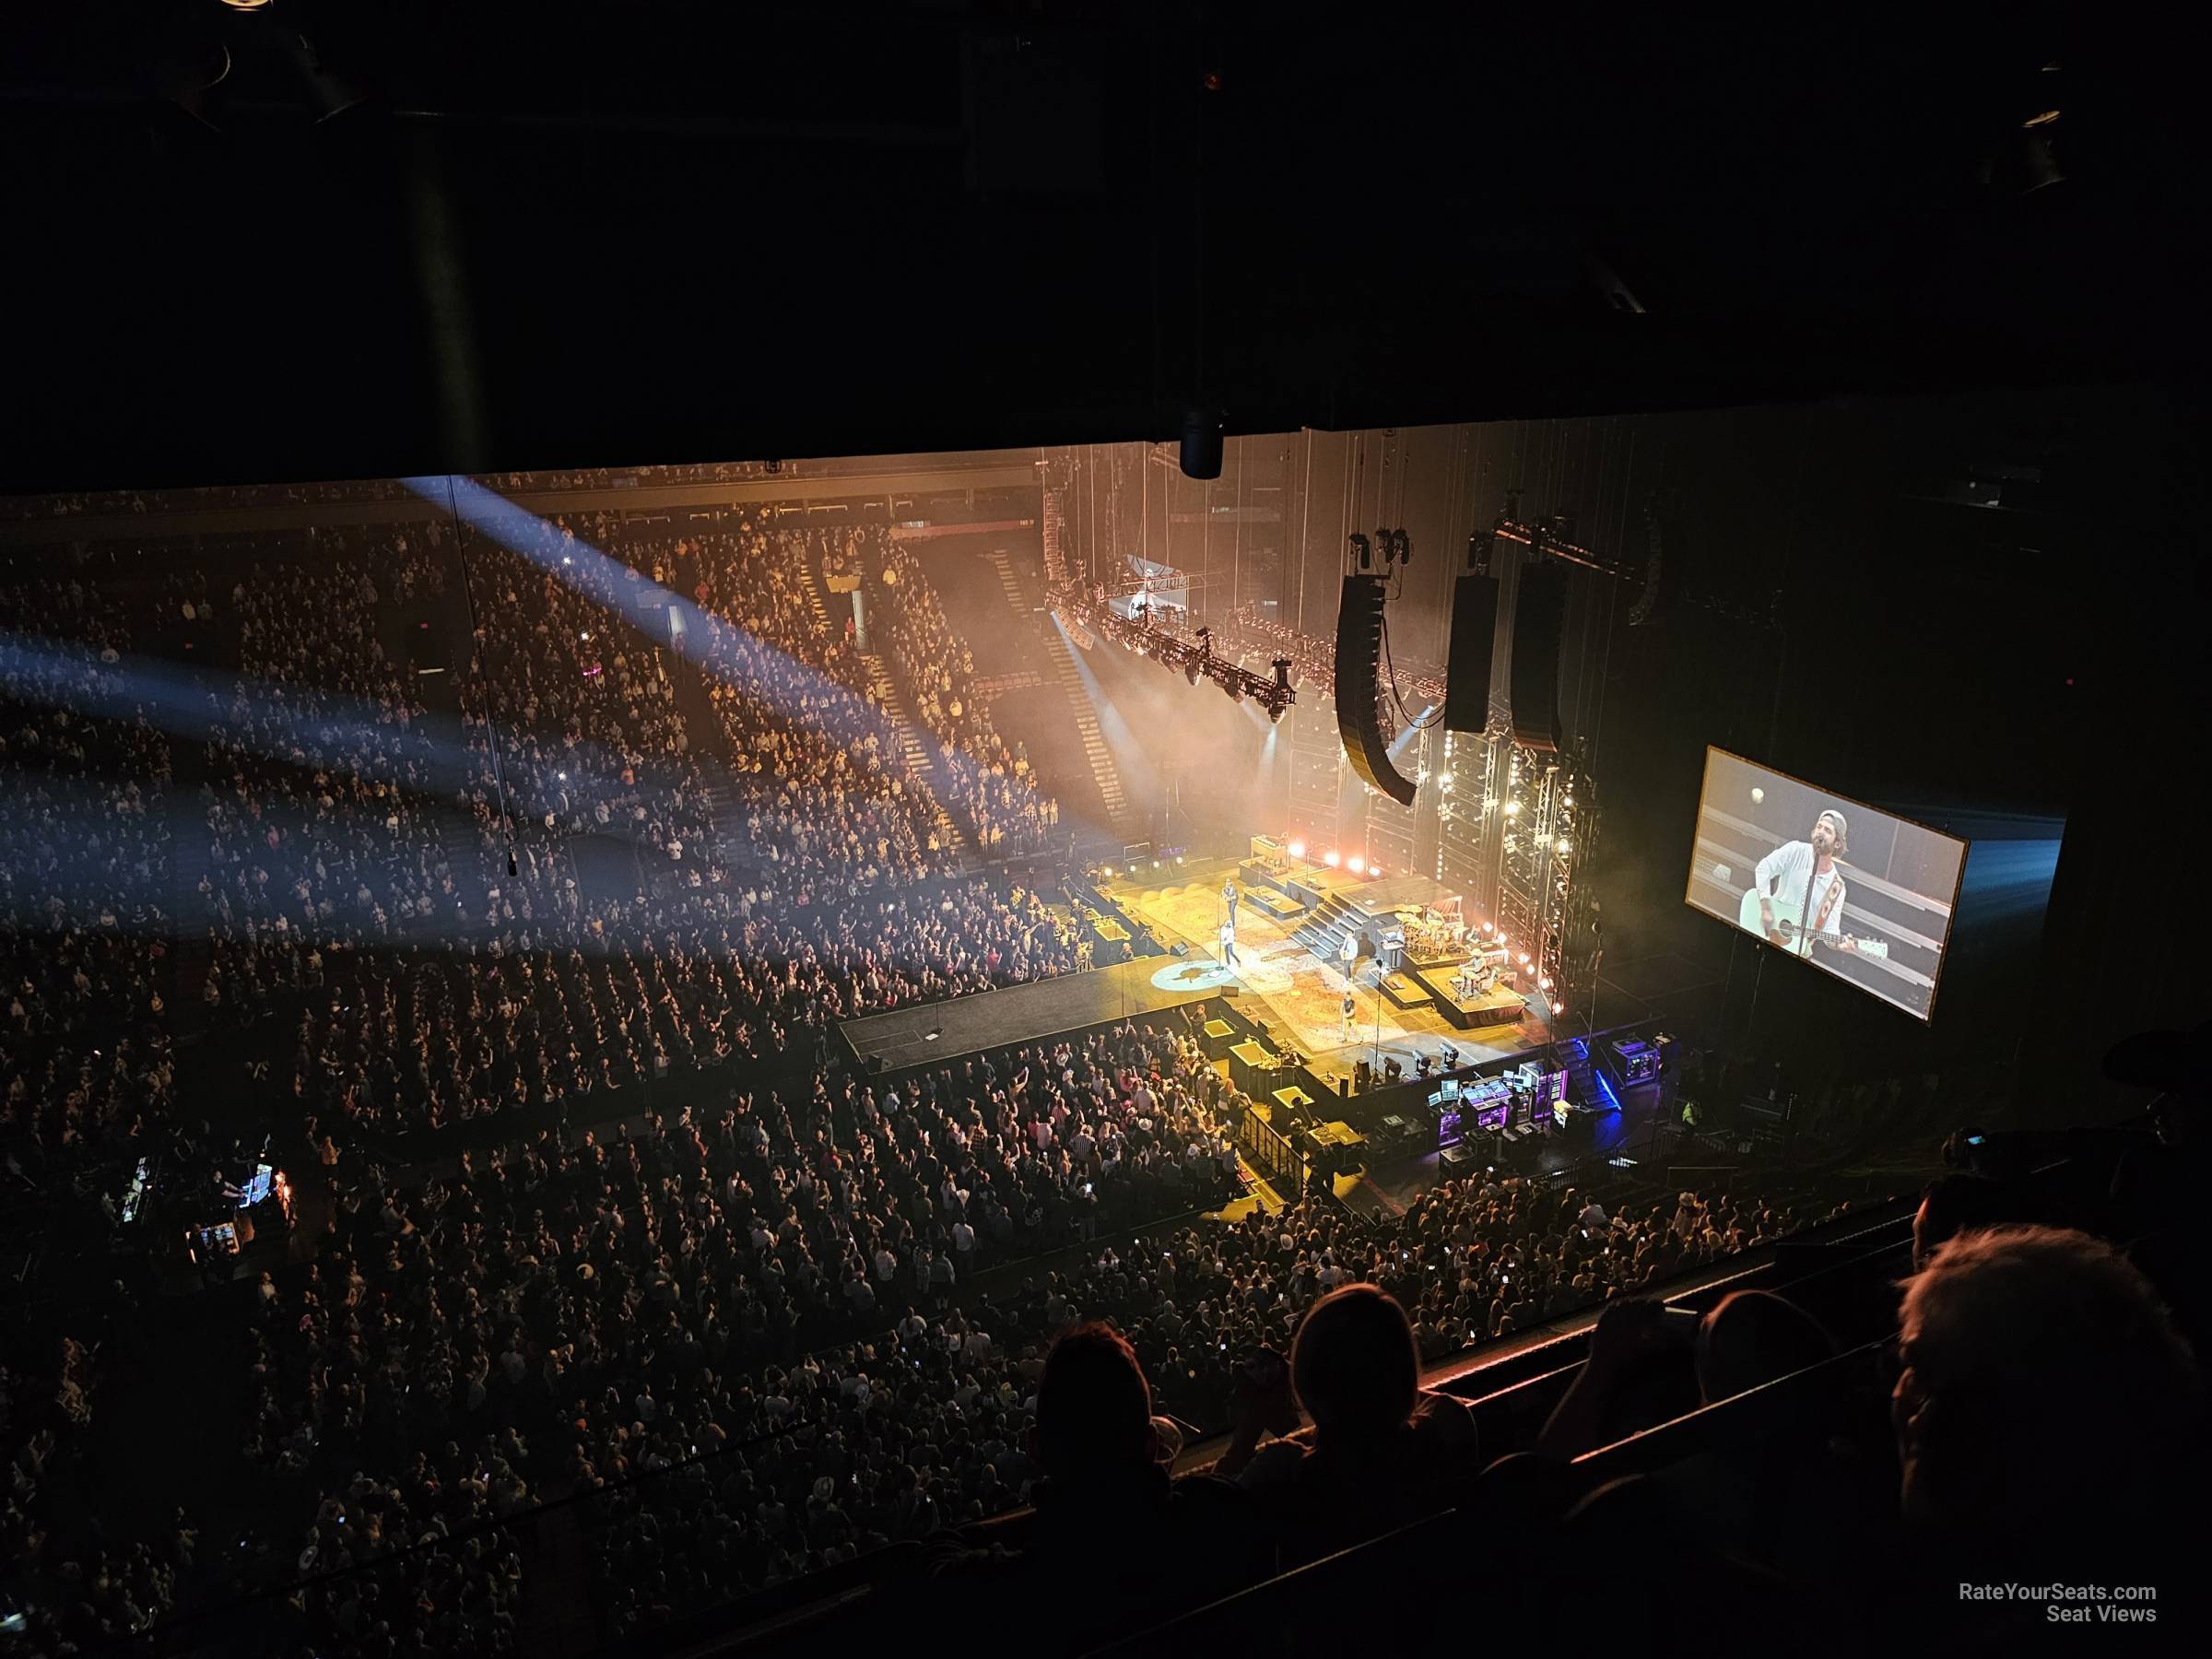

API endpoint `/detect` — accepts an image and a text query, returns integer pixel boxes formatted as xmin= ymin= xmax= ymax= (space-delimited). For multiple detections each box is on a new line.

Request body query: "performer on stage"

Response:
xmin=1342 ymin=988 xmax=1358 ymax=1041
xmin=1218 ymin=916 xmax=1239 ymax=970
xmin=1221 ymin=877 xmax=1239 ymax=931
xmin=1746 ymin=808 xmax=1858 ymax=954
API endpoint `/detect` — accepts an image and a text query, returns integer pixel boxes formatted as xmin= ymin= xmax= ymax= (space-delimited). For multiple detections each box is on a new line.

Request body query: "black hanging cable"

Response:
xmin=1191 ymin=1 xmax=1210 ymax=421
xmin=1379 ymin=610 xmax=1443 ymax=731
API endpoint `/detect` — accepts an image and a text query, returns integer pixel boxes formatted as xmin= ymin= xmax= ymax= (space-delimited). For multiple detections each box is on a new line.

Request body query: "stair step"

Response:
xmin=856 ymin=650 xmax=966 ymax=853
xmin=1034 ymin=612 xmax=1135 ymax=835
xmin=795 ymin=560 xmax=835 ymax=629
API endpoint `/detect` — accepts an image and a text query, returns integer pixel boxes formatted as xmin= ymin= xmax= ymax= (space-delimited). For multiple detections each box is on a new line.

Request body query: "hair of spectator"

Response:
xmin=1035 ymin=1322 xmax=1156 ymax=1479
xmin=1912 ymin=1171 xmax=2042 ymax=1269
xmin=1899 ymin=1226 xmax=2204 ymax=1529
xmin=1290 ymin=1283 xmax=1420 ymax=1441
xmin=1694 ymin=1289 xmax=1837 ymax=1403
xmin=1902 ymin=1226 xmax=2200 ymax=1400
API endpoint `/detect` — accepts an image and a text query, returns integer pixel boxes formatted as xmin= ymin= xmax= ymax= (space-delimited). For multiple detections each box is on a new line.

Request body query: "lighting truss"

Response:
xmin=1063 ymin=593 xmax=1298 ymax=721
xmin=1491 ymin=509 xmax=1779 ymax=632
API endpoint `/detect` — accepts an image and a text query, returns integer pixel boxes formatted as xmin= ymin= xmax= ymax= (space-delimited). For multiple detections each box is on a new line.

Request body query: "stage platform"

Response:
xmin=837 ymin=953 xmax=1227 ymax=1074
xmin=1241 ymin=855 xmax=1453 ymax=918
xmin=1242 ymin=885 xmax=1307 ymax=922
xmin=1414 ymin=966 xmax=1527 ymax=1030
xmin=1379 ymin=969 xmax=1433 ymax=1010
xmin=1100 ymin=855 xmax=1549 ymax=1091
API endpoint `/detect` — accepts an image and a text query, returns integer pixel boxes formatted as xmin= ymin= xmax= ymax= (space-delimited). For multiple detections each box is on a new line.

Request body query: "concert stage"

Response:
xmin=1100 ymin=856 xmax=1551 ymax=1090
xmin=836 ymin=952 xmax=1227 ymax=1074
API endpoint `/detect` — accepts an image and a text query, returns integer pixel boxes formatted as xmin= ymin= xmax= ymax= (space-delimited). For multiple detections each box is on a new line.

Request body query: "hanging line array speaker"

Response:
xmin=1334 ymin=574 xmax=1417 ymax=806
xmin=1444 ymin=570 xmax=1500 ymax=734
xmin=1510 ymin=560 xmax=1567 ymax=753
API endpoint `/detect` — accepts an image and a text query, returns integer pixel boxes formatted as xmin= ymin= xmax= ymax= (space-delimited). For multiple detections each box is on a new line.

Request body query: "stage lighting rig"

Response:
xmin=1184 ymin=627 xmax=1210 ymax=686
xmin=1065 ymin=590 xmax=1297 ymax=719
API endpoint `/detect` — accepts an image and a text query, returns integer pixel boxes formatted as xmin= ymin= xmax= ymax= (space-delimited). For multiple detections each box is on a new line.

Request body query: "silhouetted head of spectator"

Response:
xmin=1912 ymin=1171 xmax=2043 ymax=1272
xmin=1695 ymin=1289 xmax=1836 ymax=1403
xmin=2104 ymin=1015 xmax=2212 ymax=1147
xmin=1034 ymin=1322 xmax=1155 ymax=1486
xmin=1894 ymin=1226 xmax=2201 ymax=1544
xmin=1291 ymin=1283 xmax=1418 ymax=1447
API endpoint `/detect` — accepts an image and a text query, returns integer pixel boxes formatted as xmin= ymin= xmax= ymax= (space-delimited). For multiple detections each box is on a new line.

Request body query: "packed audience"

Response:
xmin=2 ymin=1322 xmax=206 ymax=1648
xmin=14 ymin=496 xmax=2181 ymax=1658
xmin=162 ymin=511 xmax=1086 ymax=1150
xmin=463 ymin=526 xmax=713 ymax=899
xmin=218 ymin=1013 xmax=1236 ymax=1642
xmin=480 ymin=461 xmax=794 ymax=497
xmin=0 ymin=562 xmax=178 ymax=1185
xmin=0 ymin=501 xmax=1105 ymax=1654
xmin=687 ymin=522 xmax=951 ymax=898
xmin=874 ymin=535 xmax=1061 ymax=858
xmin=0 ymin=468 xmax=796 ymax=524
xmin=0 ymin=478 xmax=415 ymax=522
xmin=895 ymin=1157 xmax=2207 ymax=1653
xmin=1057 ymin=1174 xmax=1812 ymax=1433
xmin=203 ymin=999 xmax=1822 ymax=1651
xmin=272 ymin=879 xmax=1083 ymax=1146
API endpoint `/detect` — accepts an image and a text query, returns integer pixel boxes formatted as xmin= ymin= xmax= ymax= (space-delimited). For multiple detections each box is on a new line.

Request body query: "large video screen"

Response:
xmin=1687 ymin=748 xmax=1968 ymax=1021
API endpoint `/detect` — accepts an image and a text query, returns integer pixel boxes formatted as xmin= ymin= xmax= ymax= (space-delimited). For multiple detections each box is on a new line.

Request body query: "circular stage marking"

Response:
xmin=1148 ymin=958 xmax=1241 ymax=992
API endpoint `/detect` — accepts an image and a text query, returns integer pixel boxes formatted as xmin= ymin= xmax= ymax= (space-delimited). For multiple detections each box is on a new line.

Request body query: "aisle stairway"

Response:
xmin=794 ymin=557 xmax=834 ymax=635
xmin=168 ymin=776 xmax=212 ymax=1034
xmin=163 ymin=614 xmax=228 ymax=1038
xmin=1012 ymin=547 xmax=1135 ymax=841
xmin=435 ymin=812 xmax=484 ymax=912
xmin=659 ymin=598 xmax=750 ymax=888
xmin=982 ymin=547 xmax=1035 ymax=625
xmin=699 ymin=778 xmax=747 ymax=877
xmin=859 ymin=652 xmax=968 ymax=861
xmin=809 ymin=545 xmax=971 ymax=863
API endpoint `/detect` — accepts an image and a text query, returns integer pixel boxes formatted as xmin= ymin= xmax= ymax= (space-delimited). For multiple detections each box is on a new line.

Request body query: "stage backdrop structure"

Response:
xmin=1431 ymin=501 xmax=1606 ymax=1027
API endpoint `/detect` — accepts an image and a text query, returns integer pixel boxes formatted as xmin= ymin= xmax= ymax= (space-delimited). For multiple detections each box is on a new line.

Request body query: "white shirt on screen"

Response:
xmin=1750 ymin=841 xmax=1845 ymax=937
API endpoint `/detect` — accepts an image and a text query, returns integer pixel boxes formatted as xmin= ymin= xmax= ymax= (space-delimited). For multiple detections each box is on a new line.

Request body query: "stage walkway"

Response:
xmin=836 ymin=952 xmax=1230 ymax=1074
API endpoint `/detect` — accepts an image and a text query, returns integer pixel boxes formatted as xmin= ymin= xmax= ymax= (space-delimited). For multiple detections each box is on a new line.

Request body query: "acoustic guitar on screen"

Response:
xmin=1737 ymin=889 xmax=1889 ymax=960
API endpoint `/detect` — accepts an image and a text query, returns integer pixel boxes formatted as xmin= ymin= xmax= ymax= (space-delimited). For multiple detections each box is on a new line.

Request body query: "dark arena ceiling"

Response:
xmin=2 ymin=1 xmax=2204 ymax=496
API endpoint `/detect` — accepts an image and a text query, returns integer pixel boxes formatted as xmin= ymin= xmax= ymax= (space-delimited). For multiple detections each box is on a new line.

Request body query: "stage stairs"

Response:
xmin=1558 ymin=1036 xmax=1600 ymax=1108
xmin=1289 ymin=891 xmax=1369 ymax=969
